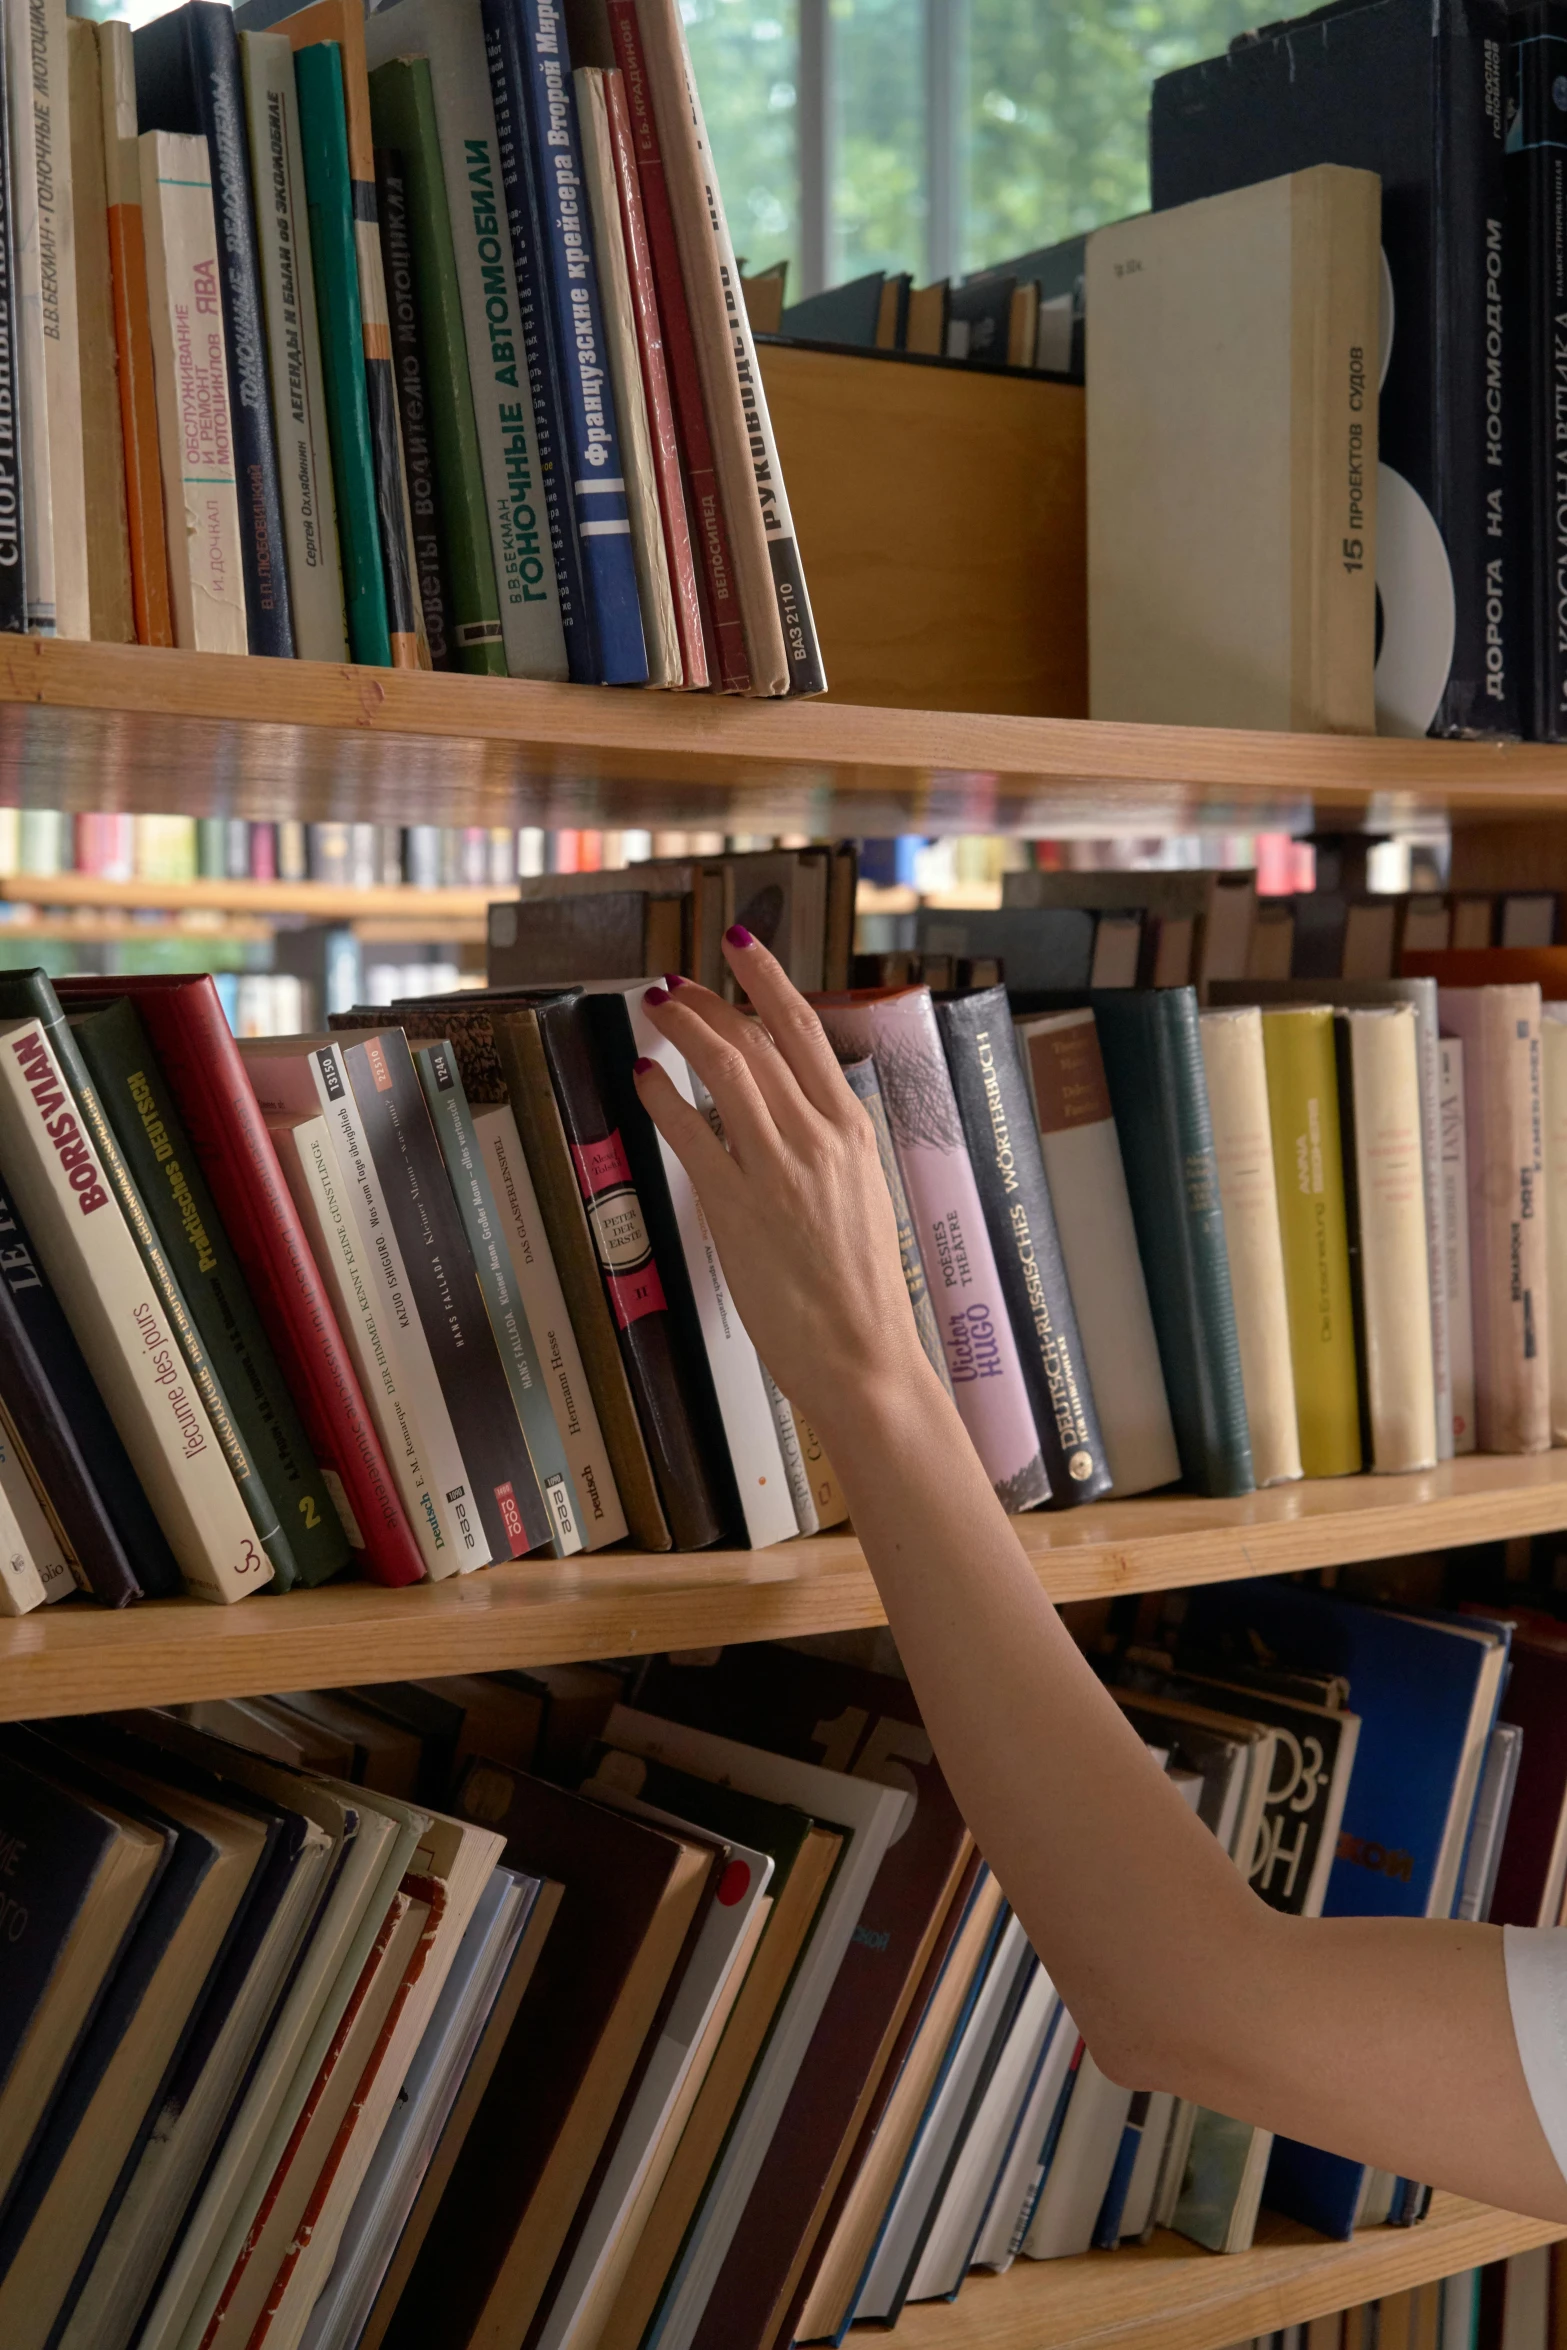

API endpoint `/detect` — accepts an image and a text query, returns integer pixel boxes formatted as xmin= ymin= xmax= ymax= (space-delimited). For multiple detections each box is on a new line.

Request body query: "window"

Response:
xmin=689 ymin=0 xmax=1265 ymax=295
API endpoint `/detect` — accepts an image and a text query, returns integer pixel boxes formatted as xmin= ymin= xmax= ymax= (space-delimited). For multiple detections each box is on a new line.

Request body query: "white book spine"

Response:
xmin=6 ymin=0 xmax=52 ymax=630
xmin=242 ymin=1042 xmax=489 ymax=1570
xmin=575 ymin=66 xmax=680 ymax=686
xmin=1199 ymin=1009 xmax=1302 ymax=1487
xmin=1543 ymin=1017 xmax=1567 ymax=1448
xmin=1408 ymin=994 xmax=1454 ymax=1462
xmin=763 ymin=1365 xmax=818 ymax=1535
xmin=473 ymin=1101 xmax=627 ymax=1548
xmin=0 ymin=1411 xmax=73 ymax=1603
xmin=625 ymin=1013 xmax=796 ymax=1548
xmin=1440 ymin=1037 xmax=1477 ymax=1453
xmin=269 ymin=1112 xmax=445 ymax=1582
xmin=0 ymin=1018 xmax=268 ymax=1603
xmin=1345 ymin=1008 xmax=1439 ymax=1471
xmin=0 ymin=1426 xmax=47 ymax=1614
xmin=29 ymin=0 xmax=86 ymax=638
xmin=363 ymin=0 xmax=566 ymax=679
xmin=138 ymin=130 xmax=248 ymax=654
xmin=1017 ymin=1011 xmax=1181 ymax=1496
xmin=239 ymin=33 xmax=347 ymax=662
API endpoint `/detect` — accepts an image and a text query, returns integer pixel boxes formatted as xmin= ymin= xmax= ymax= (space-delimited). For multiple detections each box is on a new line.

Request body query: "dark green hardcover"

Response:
xmin=71 ymin=996 xmax=350 ymax=1589
xmin=297 ymin=41 xmax=391 ymax=667
xmin=368 ymin=57 xmax=506 ymax=675
xmin=0 ymin=971 xmax=296 ymax=1585
xmin=1091 ymin=987 xmax=1255 ymax=1499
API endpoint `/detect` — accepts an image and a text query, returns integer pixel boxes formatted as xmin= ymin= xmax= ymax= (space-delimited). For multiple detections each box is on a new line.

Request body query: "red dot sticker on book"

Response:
xmin=717 ymin=1860 xmax=752 ymax=1907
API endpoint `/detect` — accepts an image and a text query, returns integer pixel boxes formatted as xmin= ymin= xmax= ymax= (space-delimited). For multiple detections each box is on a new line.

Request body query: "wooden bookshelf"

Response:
xmin=894 ymin=2196 xmax=1563 ymax=2350
xmin=8 ymin=1452 xmax=1567 ymax=1727
xmin=0 ymin=872 xmax=496 ymax=920
xmin=6 ymin=636 xmax=1567 ymax=837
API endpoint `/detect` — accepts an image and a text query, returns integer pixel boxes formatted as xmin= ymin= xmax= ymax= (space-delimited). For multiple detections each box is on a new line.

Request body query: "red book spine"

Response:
xmin=54 ymin=975 xmax=426 ymax=1589
xmin=604 ymin=67 xmax=707 ymax=692
xmin=605 ymin=0 xmax=749 ymax=694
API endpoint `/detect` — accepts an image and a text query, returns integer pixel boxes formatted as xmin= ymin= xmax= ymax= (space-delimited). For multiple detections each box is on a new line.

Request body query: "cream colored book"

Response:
xmin=13 ymin=0 xmax=88 ymax=640
xmin=0 ymin=1435 xmax=48 ymax=1614
xmin=67 ymin=21 xmax=133 ymax=644
xmin=1199 ymin=1008 xmax=1301 ymax=1486
xmin=1339 ymin=1007 xmax=1438 ymax=1472
xmin=1441 ymin=1037 xmax=1477 ymax=1453
xmin=138 ymin=130 xmax=248 ymax=654
xmin=1544 ymin=1012 xmax=1567 ymax=1447
xmin=1088 ymin=163 xmax=1378 ymax=732
xmin=0 ymin=1406 xmax=73 ymax=1606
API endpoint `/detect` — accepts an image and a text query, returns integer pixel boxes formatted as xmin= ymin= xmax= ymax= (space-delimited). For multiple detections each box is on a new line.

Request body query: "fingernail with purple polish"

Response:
xmin=633 ymin=1056 xmax=654 ymax=1075
xmin=725 ymin=924 xmax=754 ymax=948
xmin=643 ymin=985 xmax=669 ymax=1008
xmin=664 ymin=972 xmax=687 ymax=989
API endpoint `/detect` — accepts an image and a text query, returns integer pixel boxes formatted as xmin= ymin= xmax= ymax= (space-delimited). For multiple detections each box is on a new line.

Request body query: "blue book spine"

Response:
xmin=481 ymin=0 xmax=591 ymax=676
xmin=503 ymin=0 xmax=648 ymax=685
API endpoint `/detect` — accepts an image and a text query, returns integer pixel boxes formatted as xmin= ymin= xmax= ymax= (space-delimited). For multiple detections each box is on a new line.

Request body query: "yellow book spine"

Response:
xmin=1261 ymin=1006 xmax=1361 ymax=1476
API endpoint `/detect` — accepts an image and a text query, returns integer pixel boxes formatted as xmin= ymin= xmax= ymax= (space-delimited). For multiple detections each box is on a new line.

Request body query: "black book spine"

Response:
xmin=341 ymin=1031 xmax=551 ymax=1558
xmin=1509 ymin=6 xmax=1567 ymax=738
xmin=936 ymin=989 xmax=1112 ymax=1506
xmin=375 ymin=148 xmax=454 ymax=669
xmin=135 ymin=3 xmax=295 ymax=657
xmin=0 ymin=1184 xmax=175 ymax=1599
xmin=0 ymin=15 xmax=24 ymax=636
xmin=535 ymin=995 xmax=724 ymax=1549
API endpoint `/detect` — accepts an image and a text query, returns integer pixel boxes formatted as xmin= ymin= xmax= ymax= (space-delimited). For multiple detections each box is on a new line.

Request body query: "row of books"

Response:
xmin=739 ymin=249 xmax=1084 ymax=378
xmin=1238 ymin=2262 xmax=1503 ymax=2350
xmin=0 ymin=0 xmax=819 ymax=691
xmin=0 ymin=1563 xmax=1550 ymax=2350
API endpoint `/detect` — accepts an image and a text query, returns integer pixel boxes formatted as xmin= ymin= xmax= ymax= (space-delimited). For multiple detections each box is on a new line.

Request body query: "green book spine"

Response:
xmin=196 ymin=820 xmax=228 ymax=881
xmin=72 ymin=997 xmax=351 ymax=1588
xmin=296 ymin=41 xmax=391 ymax=668
xmin=0 ymin=971 xmax=294 ymax=1586
xmin=412 ymin=1038 xmax=584 ymax=1557
xmin=1092 ymin=987 xmax=1256 ymax=1499
xmin=368 ymin=58 xmax=506 ymax=677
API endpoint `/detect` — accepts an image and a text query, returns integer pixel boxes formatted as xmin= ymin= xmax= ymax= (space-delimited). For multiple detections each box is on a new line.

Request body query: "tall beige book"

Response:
xmin=1088 ymin=163 xmax=1378 ymax=732
xmin=1439 ymin=1037 xmax=1477 ymax=1454
xmin=67 ymin=21 xmax=133 ymax=643
xmin=1543 ymin=1011 xmax=1567 ymax=1446
xmin=138 ymin=129 xmax=248 ymax=654
xmin=16 ymin=0 xmax=88 ymax=639
xmin=1199 ymin=1008 xmax=1301 ymax=1486
xmin=1338 ymin=1007 xmax=1439 ymax=1473
xmin=1437 ymin=985 xmax=1550 ymax=1454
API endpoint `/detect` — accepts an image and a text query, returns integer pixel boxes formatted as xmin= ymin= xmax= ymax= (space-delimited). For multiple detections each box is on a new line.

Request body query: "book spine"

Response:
xmin=366 ymin=58 xmax=505 ymax=676
xmin=100 ymin=23 xmax=173 ymax=646
xmin=1094 ymin=990 xmax=1254 ymax=1498
xmin=68 ymin=21 xmax=134 ymax=645
xmin=841 ymin=1055 xmax=955 ymax=1400
xmin=1440 ymin=1036 xmax=1478 ymax=1452
xmin=629 ymin=0 xmax=823 ymax=693
xmin=239 ymin=31 xmax=348 ymax=663
xmin=138 ymin=130 xmax=249 ymax=655
xmin=1511 ymin=8 xmax=1567 ymax=738
xmin=1447 ymin=984 xmax=1550 ymax=1450
xmin=374 ymin=3 xmax=567 ymax=679
xmin=58 ymin=975 xmax=424 ymax=1587
xmin=0 ymin=1018 xmax=270 ymax=1602
xmin=816 ymin=990 xmax=1050 ymax=1510
xmin=1406 ymin=986 xmax=1454 ymax=1461
xmin=0 ymin=1407 xmax=73 ymax=1603
xmin=762 ymin=1363 xmax=817 ymax=1534
xmin=349 ymin=154 xmax=423 ymax=672
xmin=295 ymin=42 xmax=390 ymax=667
xmin=75 ymin=995 xmax=351 ymax=1588
xmin=577 ymin=64 xmax=679 ymax=685
xmin=0 ymin=1447 xmax=47 ymax=1614
xmin=414 ymin=1039 xmax=584 ymax=1556
xmin=1198 ymin=1008 xmax=1303 ymax=1488
xmin=343 ymin=1030 xmax=551 ymax=1558
xmin=532 ymin=992 xmax=723 ymax=1547
xmin=377 ymin=145 xmax=454 ymax=668
xmin=1293 ymin=165 xmax=1378 ymax=733
xmin=30 ymin=0 xmax=86 ymax=639
xmin=473 ymin=1098 xmax=628 ymax=1547
xmin=1338 ymin=1009 xmax=1439 ymax=1472
xmin=478 ymin=0 xmax=592 ymax=679
xmin=603 ymin=0 xmax=748 ymax=689
xmin=789 ymin=1403 xmax=848 ymax=1527
xmin=1018 ymin=1011 xmax=1181 ymax=1498
xmin=268 ymin=1110 xmax=445 ymax=1580
xmin=1546 ymin=1017 xmax=1567 ymax=1443
xmin=936 ymin=989 xmax=1112 ymax=1506
xmin=603 ymin=64 xmax=704 ymax=685
xmin=0 ymin=1256 xmax=143 ymax=1605
xmin=604 ymin=990 xmax=798 ymax=1547
xmin=6 ymin=0 xmax=52 ymax=632
xmin=490 ymin=1010 xmax=671 ymax=1550
xmin=0 ymin=1 xmax=26 ymax=636
xmin=506 ymin=0 xmax=648 ymax=686
xmin=1259 ymin=1007 xmax=1362 ymax=1476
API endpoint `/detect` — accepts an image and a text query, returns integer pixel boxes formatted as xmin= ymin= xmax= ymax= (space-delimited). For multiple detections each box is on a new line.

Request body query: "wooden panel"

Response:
xmin=9 ymin=1453 xmax=1567 ymax=1723
xmin=893 ymin=2197 xmax=1562 ymax=2350
xmin=760 ymin=342 xmax=1088 ymax=718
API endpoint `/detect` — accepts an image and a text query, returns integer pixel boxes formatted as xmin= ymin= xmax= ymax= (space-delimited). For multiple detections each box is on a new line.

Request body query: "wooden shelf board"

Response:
xmin=893 ymin=2196 xmax=1562 ymax=2350
xmin=0 ymin=638 xmax=1565 ymax=833
xmin=7 ymin=1453 xmax=1567 ymax=1725
xmin=0 ymin=914 xmax=273 ymax=943
xmin=0 ymin=872 xmax=497 ymax=920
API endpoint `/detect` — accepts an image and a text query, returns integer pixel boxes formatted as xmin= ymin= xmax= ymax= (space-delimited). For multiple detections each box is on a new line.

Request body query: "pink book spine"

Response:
xmin=605 ymin=66 xmax=707 ymax=690
xmin=814 ymin=988 xmax=1051 ymax=1510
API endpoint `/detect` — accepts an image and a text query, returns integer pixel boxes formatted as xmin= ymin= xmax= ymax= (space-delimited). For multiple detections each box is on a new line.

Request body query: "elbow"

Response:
xmin=1070 ymin=1897 xmax=1288 ymax=2103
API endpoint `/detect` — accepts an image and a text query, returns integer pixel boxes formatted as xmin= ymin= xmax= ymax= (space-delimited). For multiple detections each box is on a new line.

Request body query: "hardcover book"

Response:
xmin=97 ymin=21 xmax=172 ymax=647
xmin=67 ymin=22 xmax=134 ymax=645
xmin=377 ymin=145 xmax=453 ymax=667
xmin=1509 ymin=3 xmax=1567 ymax=737
xmin=841 ymin=1057 xmax=954 ymax=1398
xmin=1198 ymin=1008 xmax=1303 ymax=1489
xmin=1334 ymin=1006 xmax=1440 ymax=1473
xmin=1441 ymin=1035 xmax=1479 ymax=1452
xmin=4 ymin=0 xmax=52 ymax=633
xmin=16 ymin=0 xmax=86 ymax=639
xmin=1258 ymin=1006 xmax=1362 ymax=1478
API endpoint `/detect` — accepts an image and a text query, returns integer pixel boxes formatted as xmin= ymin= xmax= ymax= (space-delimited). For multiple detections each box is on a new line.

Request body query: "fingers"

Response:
xmin=630 ymin=1054 xmax=736 ymax=1191
xmin=649 ymin=974 xmax=822 ymax=1151
xmin=636 ymin=988 xmax=782 ymax=1169
xmin=719 ymin=927 xmax=859 ymax=1125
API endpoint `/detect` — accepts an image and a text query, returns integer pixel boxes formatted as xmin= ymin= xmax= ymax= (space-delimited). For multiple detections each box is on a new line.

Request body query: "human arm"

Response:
xmin=632 ymin=934 xmax=1567 ymax=2223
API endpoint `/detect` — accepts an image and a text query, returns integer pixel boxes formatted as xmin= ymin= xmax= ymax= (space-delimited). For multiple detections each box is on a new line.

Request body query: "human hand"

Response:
xmin=630 ymin=930 xmax=936 ymax=1431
